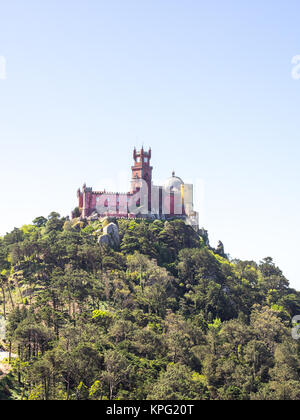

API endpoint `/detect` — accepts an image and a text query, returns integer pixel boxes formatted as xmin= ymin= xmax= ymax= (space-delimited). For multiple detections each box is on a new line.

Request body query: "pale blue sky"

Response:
xmin=0 ymin=0 xmax=300 ymax=287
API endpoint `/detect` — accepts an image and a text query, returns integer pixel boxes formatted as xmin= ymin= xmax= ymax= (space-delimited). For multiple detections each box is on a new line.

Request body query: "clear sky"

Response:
xmin=0 ymin=0 xmax=300 ymax=288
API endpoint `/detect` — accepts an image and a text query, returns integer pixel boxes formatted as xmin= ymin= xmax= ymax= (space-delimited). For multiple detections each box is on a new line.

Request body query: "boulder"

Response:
xmin=104 ymin=223 xmax=120 ymax=247
xmin=98 ymin=222 xmax=120 ymax=248
xmin=98 ymin=234 xmax=111 ymax=247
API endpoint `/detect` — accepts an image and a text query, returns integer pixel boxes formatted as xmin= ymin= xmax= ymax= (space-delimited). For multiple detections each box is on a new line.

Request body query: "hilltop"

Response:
xmin=0 ymin=212 xmax=300 ymax=400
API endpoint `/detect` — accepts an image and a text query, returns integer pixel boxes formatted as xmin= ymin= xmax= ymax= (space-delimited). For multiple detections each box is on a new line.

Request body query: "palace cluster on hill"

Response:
xmin=73 ymin=148 xmax=199 ymax=230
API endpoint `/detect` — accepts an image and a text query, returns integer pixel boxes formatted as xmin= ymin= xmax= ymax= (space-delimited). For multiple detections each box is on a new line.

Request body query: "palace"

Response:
xmin=73 ymin=148 xmax=199 ymax=230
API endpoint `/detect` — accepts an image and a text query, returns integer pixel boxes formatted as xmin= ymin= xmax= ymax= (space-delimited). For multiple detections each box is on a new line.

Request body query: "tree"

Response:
xmin=164 ymin=312 xmax=197 ymax=365
xmin=102 ymin=350 xmax=131 ymax=400
xmin=147 ymin=363 xmax=208 ymax=400
xmin=33 ymin=217 xmax=47 ymax=228
xmin=259 ymin=257 xmax=289 ymax=291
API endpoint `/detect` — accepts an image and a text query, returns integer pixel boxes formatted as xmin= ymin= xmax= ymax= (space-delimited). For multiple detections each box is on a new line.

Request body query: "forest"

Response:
xmin=0 ymin=212 xmax=300 ymax=400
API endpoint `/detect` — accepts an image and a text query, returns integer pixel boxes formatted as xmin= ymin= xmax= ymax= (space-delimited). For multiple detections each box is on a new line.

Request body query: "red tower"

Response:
xmin=131 ymin=147 xmax=153 ymax=212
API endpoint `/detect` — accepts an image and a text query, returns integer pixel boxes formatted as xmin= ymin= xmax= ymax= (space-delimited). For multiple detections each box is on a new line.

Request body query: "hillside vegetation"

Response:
xmin=0 ymin=212 xmax=300 ymax=400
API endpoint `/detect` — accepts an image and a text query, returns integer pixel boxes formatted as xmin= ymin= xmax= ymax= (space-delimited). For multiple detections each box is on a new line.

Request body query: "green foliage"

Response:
xmin=32 ymin=217 xmax=47 ymax=228
xmin=147 ymin=363 xmax=209 ymax=400
xmin=0 ymin=214 xmax=299 ymax=400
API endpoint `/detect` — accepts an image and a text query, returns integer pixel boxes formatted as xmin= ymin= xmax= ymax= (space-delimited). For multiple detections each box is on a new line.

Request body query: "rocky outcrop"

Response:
xmin=216 ymin=240 xmax=226 ymax=258
xmin=98 ymin=234 xmax=111 ymax=247
xmin=98 ymin=222 xmax=120 ymax=248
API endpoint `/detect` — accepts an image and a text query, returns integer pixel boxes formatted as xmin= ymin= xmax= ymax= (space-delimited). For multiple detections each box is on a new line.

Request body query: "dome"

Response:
xmin=164 ymin=172 xmax=184 ymax=192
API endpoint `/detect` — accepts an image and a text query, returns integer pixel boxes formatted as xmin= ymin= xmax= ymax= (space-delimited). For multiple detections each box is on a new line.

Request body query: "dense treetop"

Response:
xmin=0 ymin=213 xmax=300 ymax=400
